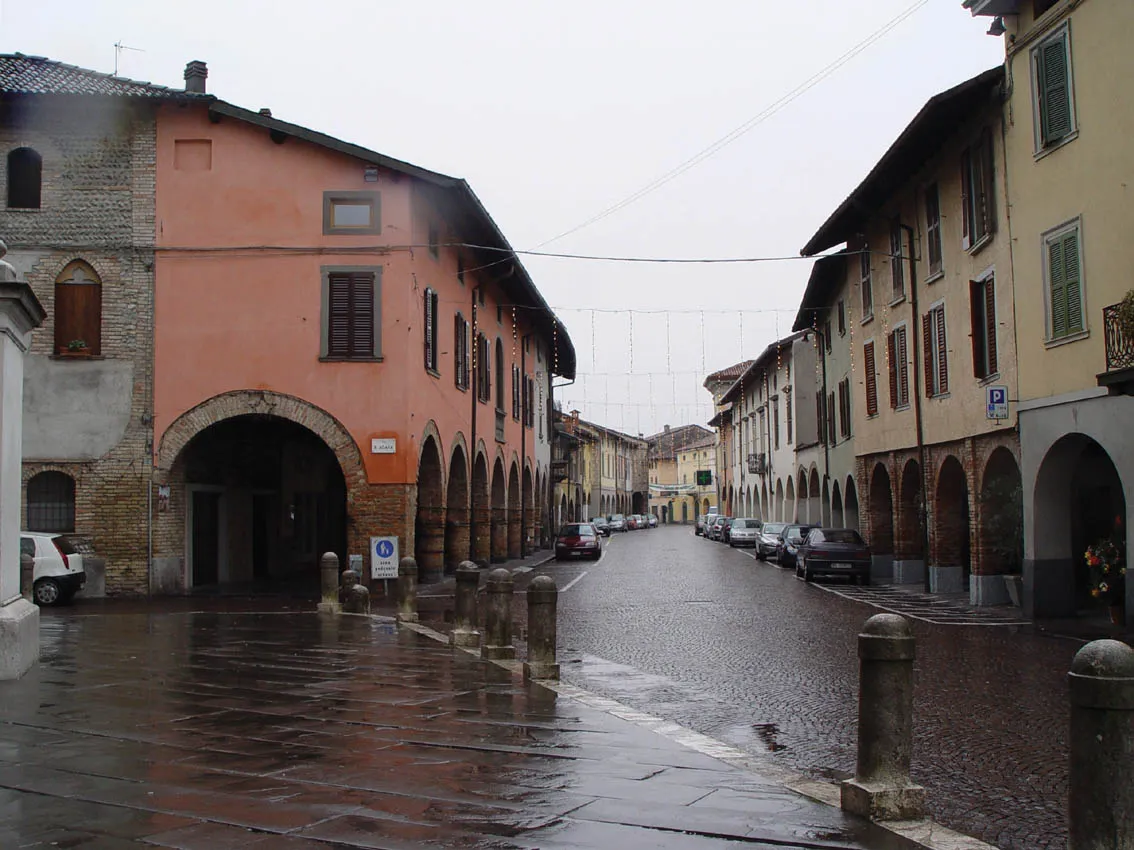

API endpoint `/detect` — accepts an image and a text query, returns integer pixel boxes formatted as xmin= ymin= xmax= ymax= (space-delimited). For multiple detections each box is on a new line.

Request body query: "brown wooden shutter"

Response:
xmin=960 ymin=148 xmax=973 ymax=247
xmin=424 ymin=289 xmax=434 ymax=370
xmin=350 ymin=274 xmax=374 ymax=357
xmin=898 ymin=327 xmax=909 ymax=406
xmin=327 ymin=273 xmax=352 ymax=357
xmin=828 ymin=391 xmax=836 ymax=443
xmin=865 ymin=342 xmax=878 ymax=417
xmin=969 ymin=281 xmax=983 ymax=378
xmin=936 ymin=307 xmax=948 ymax=395
xmin=887 ymin=333 xmax=898 ymax=409
xmin=923 ymin=313 xmax=934 ymax=396
xmin=985 ymin=278 xmax=997 ymax=375
xmin=980 ymin=128 xmax=995 ymax=237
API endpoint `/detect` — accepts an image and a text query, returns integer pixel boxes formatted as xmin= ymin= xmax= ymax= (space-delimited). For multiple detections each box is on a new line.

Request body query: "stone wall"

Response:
xmin=2 ymin=100 xmax=157 ymax=596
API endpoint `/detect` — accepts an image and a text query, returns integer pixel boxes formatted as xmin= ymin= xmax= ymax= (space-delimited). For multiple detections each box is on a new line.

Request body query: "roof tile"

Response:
xmin=0 ymin=53 xmax=199 ymax=98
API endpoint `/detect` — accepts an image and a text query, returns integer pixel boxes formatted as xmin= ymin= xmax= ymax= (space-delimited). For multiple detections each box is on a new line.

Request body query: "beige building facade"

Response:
xmin=966 ymin=0 xmax=1134 ymax=619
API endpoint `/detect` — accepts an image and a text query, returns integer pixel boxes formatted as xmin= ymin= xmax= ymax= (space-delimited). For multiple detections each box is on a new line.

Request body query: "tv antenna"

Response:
xmin=113 ymin=41 xmax=145 ymax=76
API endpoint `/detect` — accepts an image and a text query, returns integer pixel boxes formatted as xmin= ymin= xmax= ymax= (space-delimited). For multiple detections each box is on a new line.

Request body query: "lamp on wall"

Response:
xmin=987 ymin=16 xmax=1006 ymax=36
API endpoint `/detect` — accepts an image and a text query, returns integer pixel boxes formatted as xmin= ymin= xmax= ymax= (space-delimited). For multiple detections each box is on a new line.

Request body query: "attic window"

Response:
xmin=323 ymin=191 xmax=380 ymax=235
xmin=7 ymin=147 xmax=42 ymax=209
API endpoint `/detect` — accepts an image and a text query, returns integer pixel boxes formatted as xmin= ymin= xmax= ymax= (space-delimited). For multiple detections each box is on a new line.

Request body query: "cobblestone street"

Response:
xmin=541 ymin=525 xmax=1085 ymax=850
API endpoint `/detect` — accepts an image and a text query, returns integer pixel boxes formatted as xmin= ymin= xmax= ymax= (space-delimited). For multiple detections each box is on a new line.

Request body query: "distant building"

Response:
xmin=645 ymin=424 xmax=715 ymax=523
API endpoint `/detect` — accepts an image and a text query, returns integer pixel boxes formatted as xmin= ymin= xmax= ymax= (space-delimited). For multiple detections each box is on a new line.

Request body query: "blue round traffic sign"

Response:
xmin=375 ymin=540 xmax=394 ymax=558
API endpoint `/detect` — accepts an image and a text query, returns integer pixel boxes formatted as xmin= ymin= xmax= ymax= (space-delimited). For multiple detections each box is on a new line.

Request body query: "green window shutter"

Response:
xmin=1048 ymin=237 xmax=1067 ymax=338
xmin=1062 ymin=229 xmax=1083 ymax=333
xmin=1039 ymin=34 xmax=1073 ymax=146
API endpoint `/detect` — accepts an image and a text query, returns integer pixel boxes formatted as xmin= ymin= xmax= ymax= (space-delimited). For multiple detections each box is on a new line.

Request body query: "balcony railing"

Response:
xmin=1103 ymin=303 xmax=1134 ymax=372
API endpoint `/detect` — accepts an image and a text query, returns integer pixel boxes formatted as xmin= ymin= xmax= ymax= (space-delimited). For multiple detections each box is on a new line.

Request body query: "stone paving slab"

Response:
xmin=0 ymin=609 xmax=924 ymax=850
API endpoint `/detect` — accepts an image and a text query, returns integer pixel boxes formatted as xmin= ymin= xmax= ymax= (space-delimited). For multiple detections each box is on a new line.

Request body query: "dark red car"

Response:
xmin=795 ymin=528 xmax=872 ymax=584
xmin=555 ymin=523 xmax=602 ymax=560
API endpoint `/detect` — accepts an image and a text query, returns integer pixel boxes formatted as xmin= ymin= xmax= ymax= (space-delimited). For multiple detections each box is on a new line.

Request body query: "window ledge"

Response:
xmin=894 ymin=404 xmax=911 ymax=413
xmin=319 ymin=355 xmax=384 ymax=362
xmin=1034 ymin=131 xmax=1078 ymax=162
xmin=889 ymin=294 xmax=906 ymax=308
xmin=455 ymin=384 xmax=469 ymax=393
xmin=1045 ymin=329 xmax=1089 ymax=349
xmin=51 ymin=353 xmax=105 ymax=361
xmin=5 ymin=207 xmax=42 ymax=213
xmin=929 ymin=392 xmax=952 ymax=401
xmin=425 ymin=367 xmax=440 ymax=379
xmin=965 ymin=233 xmax=993 ymax=257
xmin=924 ymin=270 xmax=945 ymax=286
xmin=978 ymin=373 xmax=1001 ymax=387
xmin=861 ymin=313 xmax=875 ymax=327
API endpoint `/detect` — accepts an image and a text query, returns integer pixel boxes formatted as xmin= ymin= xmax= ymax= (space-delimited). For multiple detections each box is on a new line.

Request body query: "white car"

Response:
xmin=728 ymin=518 xmax=762 ymax=547
xmin=20 ymin=532 xmax=85 ymax=606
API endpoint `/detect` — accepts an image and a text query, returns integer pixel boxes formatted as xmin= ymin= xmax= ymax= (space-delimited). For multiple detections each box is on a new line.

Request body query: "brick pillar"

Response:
xmin=507 ymin=505 xmax=521 ymax=558
xmin=491 ymin=507 xmax=508 ymax=562
xmin=414 ymin=504 xmax=446 ymax=584
xmin=444 ymin=504 xmax=469 ymax=574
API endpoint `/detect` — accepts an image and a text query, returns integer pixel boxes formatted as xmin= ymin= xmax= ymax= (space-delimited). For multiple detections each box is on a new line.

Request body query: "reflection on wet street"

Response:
xmin=0 ymin=609 xmax=918 ymax=849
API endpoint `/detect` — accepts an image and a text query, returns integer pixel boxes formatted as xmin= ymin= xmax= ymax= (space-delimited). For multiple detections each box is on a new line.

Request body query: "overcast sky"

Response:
xmin=1 ymin=0 xmax=1003 ymax=436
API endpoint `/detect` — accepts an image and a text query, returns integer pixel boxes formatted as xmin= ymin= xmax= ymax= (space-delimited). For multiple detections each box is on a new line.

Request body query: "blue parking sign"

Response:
xmin=986 ymin=386 xmax=1009 ymax=420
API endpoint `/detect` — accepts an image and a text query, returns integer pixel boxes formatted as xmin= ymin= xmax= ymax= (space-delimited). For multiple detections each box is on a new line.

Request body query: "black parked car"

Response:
xmin=796 ymin=528 xmax=872 ymax=584
xmin=719 ymin=516 xmax=736 ymax=543
xmin=592 ymin=517 xmax=611 ymax=537
xmin=775 ymin=523 xmax=819 ymax=568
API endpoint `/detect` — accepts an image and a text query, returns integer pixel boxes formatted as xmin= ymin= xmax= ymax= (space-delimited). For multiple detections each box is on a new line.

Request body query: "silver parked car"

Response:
xmin=728 ymin=518 xmax=761 ymax=547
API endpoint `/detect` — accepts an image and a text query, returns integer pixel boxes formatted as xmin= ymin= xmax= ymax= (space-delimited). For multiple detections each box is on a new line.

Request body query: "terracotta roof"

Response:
xmin=0 ymin=53 xmax=203 ymax=99
xmin=646 ymin=424 xmax=715 ymax=460
xmin=703 ymin=360 xmax=755 ymax=386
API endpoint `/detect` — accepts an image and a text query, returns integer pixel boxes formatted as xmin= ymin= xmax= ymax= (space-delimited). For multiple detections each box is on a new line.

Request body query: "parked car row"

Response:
xmin=601 ymin=513 xmax=656 ymax=534
xmin=703 ymin=515 xmax=873 ymax=585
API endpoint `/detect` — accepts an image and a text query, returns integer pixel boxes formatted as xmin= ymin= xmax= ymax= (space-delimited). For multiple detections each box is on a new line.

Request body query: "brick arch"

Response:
xmin=156 ymin=390 xmax=365 ymax=485
xmin=419 ymin=420 xmax=446 ymax=492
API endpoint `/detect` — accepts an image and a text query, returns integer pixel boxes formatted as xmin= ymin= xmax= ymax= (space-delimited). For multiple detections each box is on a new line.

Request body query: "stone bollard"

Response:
xmin=481 ymin=568 xmax=515 ymax=660
xmin=316 ymin=552 xmax=341 ymax=614
xmin=523 ymin=575 xmax=559 ymax=681
xmin=1068 ymin=639 xmax=1134 ymax=848
xmin=344 ymin=583 xmax=371 ymax=615
xmin=840 ymin=613 xmax=925 ymax=821
xmin=20 ymin=553 xmax=34 ymax=601
xmin=396 ymin=556 xmax=418 ymax=623
xmin=339 ymin=568 xmax=360 ymax=604
xmin=451 ymin=561 xmax=482 ymax=648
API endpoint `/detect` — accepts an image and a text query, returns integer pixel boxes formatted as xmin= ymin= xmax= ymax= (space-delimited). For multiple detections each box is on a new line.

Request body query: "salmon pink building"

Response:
xmin=149 ymin=62 xmax=574 ymax=591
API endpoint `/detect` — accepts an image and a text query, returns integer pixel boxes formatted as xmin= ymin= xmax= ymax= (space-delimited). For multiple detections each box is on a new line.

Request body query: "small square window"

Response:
xmin=323 ymin=192 xmax=380 ymax=235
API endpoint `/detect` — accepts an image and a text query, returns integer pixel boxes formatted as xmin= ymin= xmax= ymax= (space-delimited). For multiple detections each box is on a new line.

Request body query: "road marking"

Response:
xmin=560 ymin=571 xmax=588 ymax=593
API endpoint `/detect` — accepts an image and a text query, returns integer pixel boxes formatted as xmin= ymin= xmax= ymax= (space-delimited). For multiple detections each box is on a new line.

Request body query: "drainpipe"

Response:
xmin=469 ymin=290 xmax=479 ymax=563
xmin=901 ymin=222 xmax=932 ymax=593
xmin=520 ymin=334 xmax=529 ymax=555
xmin=818 ymin=327 xmax=830 ymax=507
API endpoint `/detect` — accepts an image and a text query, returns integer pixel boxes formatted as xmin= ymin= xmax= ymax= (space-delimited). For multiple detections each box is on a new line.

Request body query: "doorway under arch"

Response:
xmin=845 ymin=476 xmax=860 ymax=533
xmin=831 ymin=480 xmax=843 ymax=528
xmin=491 ymin=459 xmax=507 ymax=563
xmin=444 ymin=444 xmax=469 ymax=574
xmin=869 ymin=464 xmax=894 ymax=561
xmin=934 ymin=456 xmax=971 ymax=591
xmin=472 ymin=452 xmax=491 ymax=565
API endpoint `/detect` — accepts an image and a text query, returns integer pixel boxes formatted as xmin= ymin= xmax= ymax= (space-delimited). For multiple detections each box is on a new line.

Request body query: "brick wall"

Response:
xmin=4 ymin=100 xmax=157 ymax=595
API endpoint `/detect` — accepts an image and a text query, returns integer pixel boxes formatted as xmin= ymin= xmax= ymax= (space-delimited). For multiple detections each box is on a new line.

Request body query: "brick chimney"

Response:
xmin=184 ymin=60 xmax=208 ymax=93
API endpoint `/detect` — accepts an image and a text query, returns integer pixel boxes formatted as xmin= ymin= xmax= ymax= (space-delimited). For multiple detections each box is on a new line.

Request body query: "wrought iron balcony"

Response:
xmin=1098 ymin=303 xmax=1134 ymax=395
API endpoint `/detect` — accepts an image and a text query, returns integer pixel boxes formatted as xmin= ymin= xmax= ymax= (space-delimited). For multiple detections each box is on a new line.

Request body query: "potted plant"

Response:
xmin=1085 ymin=535 xmax=1126 ymax=625
xmin=1117 ymin=289 xmax=1134 ymax=341
xmin=65 ymin=339 xmax=90 ymax=357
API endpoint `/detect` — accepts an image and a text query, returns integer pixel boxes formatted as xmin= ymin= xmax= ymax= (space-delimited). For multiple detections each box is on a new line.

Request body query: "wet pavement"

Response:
xmin=504 ymin=525 xmax=1104 ymax=850
xmin=1 ymin=607 xmax=922 ymax=850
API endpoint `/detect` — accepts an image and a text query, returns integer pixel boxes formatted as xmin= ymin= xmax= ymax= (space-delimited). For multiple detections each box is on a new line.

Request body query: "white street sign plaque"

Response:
xmin=986 ymin=385 xmax=1009 ymax=420
xmin=370 ymin=536 xmax=399 ymax=579
xmin=371 ymin=438 xmax=396 ymax=454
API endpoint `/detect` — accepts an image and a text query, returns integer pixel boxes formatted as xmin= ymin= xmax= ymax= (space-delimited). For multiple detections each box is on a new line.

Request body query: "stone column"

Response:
xmin=523 ymin=575 xmax=559 ymax=680
xmin=1068 ymin=639 xmax=1134 ymax=848
xmin=0 ymin=242 xmax=46 ymax=681
xmin=416 ymin=504 xmax=446 ymax=584
xmin=396 ymin=556 xmax=418 ymax=623
xmin=507 ymin=506 xmax=521 ymax=559
xmin=481 ymin=567 xmax=515 ymax=660
xmin=451 ymin=561 xmax=481 ymax=648
xmin=841 ymin=613 xmax=925 ymax=821
xmin=316 ymin=551 xmax=341 ymax=614
xmin=444 ymin=505 xmax=469 ymax=575
xmin=491 ymin=507 xmax=508 ymax=563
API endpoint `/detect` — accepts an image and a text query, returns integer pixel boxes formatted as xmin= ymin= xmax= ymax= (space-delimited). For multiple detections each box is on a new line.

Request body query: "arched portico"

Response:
xmin=415 ymin=435 xmax=446 ymax=583
xmin=845 ymin=476 xmax=860 ymax=533
xmin=507 ymin=461 xmax=521 ymax=558
xmin=931 ymin=456 xmax=971 ymax=594
xmin=491 ymin=458 xmax=507 ymax=562
xmin=896 ymin=459 xmax=924 ymax=585
xmin=472 ymin=451 xmax=491 ymax=565
xmin=445 ymin=444 xmax=469 ymax=574
xmin=868 ymin=463 xmax=894 ymax=581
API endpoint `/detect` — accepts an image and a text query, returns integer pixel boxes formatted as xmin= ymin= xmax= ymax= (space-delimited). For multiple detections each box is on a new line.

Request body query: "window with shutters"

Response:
xmin=511 ymin=364 xmax=521 ymax=420
xmin=494 ymin=338 xmax=505 ymax=411
xmin=925 ymin=183 xmax=943 ymax=278
xmin=7 ymin=147 xmax=42 ymax=209
xmin=860 ymin=246 xmax=874 ymax=321
xmin=423 ymin=288 xmax=438 ymax=373
xmin=817 ymin=395 xmax=826 ymax=446
xmin=864 ymin=341 xmax=879 ymax=417
xmin=785 ymin=390 xmax=793 ymax=444
xmin=321 ymin=267 xmax=380 ymax=359
xmin=27 ymin=471 xmax=75 ymax=533
xmin=970 ymin=274 xmax=998 ymax=379
xmin=771 ymin=397 xmax=781 ymax=449
xmin=839 ymin=377 xmax=851 ymax=437
xmin=923 ymin=304 xmax=948 ymax=397
xmin=828 ymin=391 xmax=837 ymax=444
xmin=1044 ymin=219 xmax=1085 ymax=342
xmin=961 ymin=129 xmax=996 ymax=250
xmin=454 ymin=313 xmax=470 ymax=389
xmin=523 ymin=375 xmax=534 ymax=427
xmin=837 ymin=300 xmax=846 ymax=336
xmin=890 ymin=221 xmax=905 ymax=302
xmin=322 ymin=191 xmax=380 ymax=235
xmin=1032 ymin=24 xmax=1076 ymax=153
xmin=823 ymin=320 xmax=832 ymax=353
xmin=887 ymin=325 xmax=910 ymax=409
xmin=476 ymin=333 xmax=491 ymax=402
xmin=53 ymin=260 xmax=102 ymax=355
